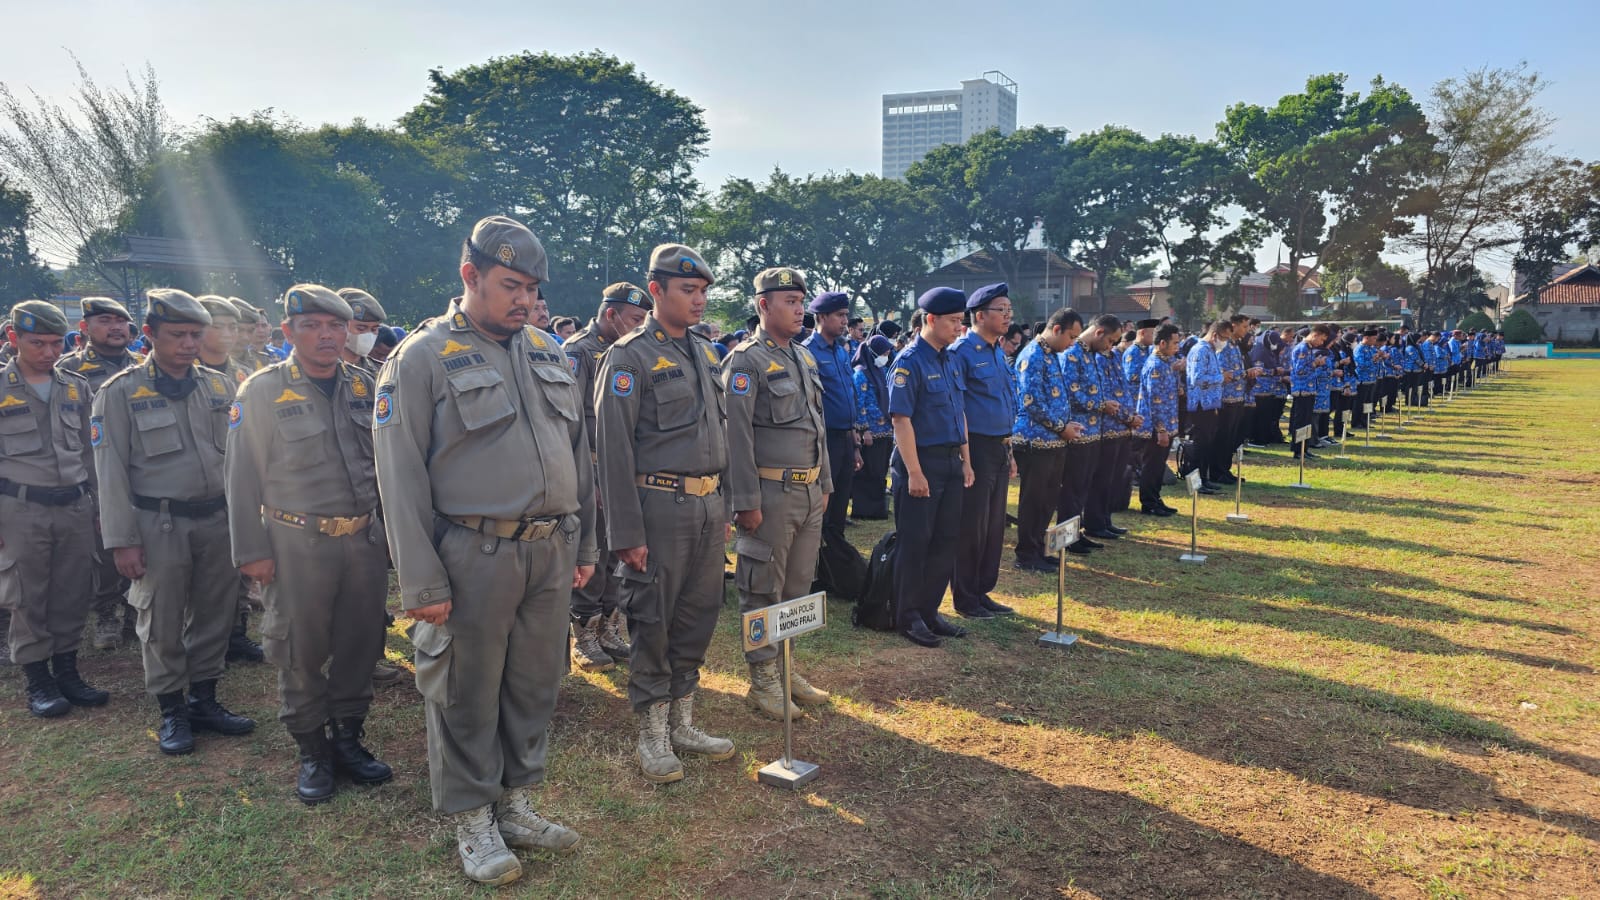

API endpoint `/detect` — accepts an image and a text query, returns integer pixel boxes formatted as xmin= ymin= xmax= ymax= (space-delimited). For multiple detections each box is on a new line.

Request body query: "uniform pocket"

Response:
xmin=531 ymin=364 xmax=580 ymax=421
xmin=276 ymin=411 xmax=331 ymax=465
xmin=0 ymin=413 xmax=43 ymax=456
xmin=133 ymin=406 xmax=184 ymax=457
xmin=58 ymin=405 xmax=84 ymax=451
xmin=259 ymin=600 xmax=292 ymax=668
xmin=0 ymin=552 xmax=19 ymax=611
xmin=615 ymin=559 xmax=663 ymax=624
xmin=734 ymin=534 xmax=779 ymax=595
xmin=409 ymin=621 xmax=455 ymax=707
xmin=653 ymin=377 xmax=697 ymax=431
xmin=447 ymin=367 xmax=516 ymax=432
xmin=766 ymin=377 xmax=804 ymax=425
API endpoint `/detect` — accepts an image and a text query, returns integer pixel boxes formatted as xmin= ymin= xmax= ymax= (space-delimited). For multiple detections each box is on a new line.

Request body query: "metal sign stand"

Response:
xmin=1038 ymin=516 xmax=1081 ymax=649
xmin=1289 ymin=424 xmax=1313 ymax=489
xmin=1226 ymin=444 xmax=1250 ymax=523
xmin=1363 ymin=403 xmax=1374 ymax=448
xmin=1179 ymin=471 xmax=1207 ymax=564
xmin=744 ymin=592 xmax=827 ymax=790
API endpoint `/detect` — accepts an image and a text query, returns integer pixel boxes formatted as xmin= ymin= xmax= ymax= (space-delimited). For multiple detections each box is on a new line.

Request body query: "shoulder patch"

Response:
xmin=568 ymin=353 xmax=580 ymax=373
xmin=374 ymin=388 xmax=394 ymax=425
xmin=730 ymin=371 xmax=752 ymax=395
xmin=129 ymin=386 xmax=160 ymax=400
xmin=89 ymin=415 xmax=103 ymax=446
xmin=610 ymin=368 xmax=636 ymax=397
xmin=65 ymin=383 xmax=80 ymax=402
xmin=228 ymin=401 xmax=243 ymax=430
xmin=893 ymin=370 xmax=908 ymax=387
xmin=351 ymin=378 xmax=368 ymax=398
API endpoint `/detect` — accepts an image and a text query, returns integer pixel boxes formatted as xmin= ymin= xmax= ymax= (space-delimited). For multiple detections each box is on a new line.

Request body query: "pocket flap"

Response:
xmin=277 ymin=412 xmax=328 ymax=441
xmin=735 ymin=534 xmax=774 ymax=563
xmin=133 ymin=407 xmax=178 ymax=431
xmin=445 ymin=366 xmax=504 ymax=393
xmin=408 ymin=621 xmax=453 ymax=656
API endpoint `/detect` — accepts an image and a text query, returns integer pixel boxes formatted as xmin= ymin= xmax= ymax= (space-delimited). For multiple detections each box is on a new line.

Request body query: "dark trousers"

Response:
xmin=1404 ymin=372 xmax=1422 ymax=407
xmin=1183 ymin=409 xmax=1217 ymax=478
xmin=1013 ymin=444 xmax=1066 ymax=563
xmin=1209 ymin=405 xmax=1242 ymax=480
xmin=892 ymin=448 xmax=964 ymax=629
xmin=1252 ymin=396 xmax=1286 ymax=444
xmin=1085 ymin=438 xmax=1124 ymax=532
xmin=823 ymin=428 xmax=855 ymax=539
xmin=1381 ymin=377 xmax=1399 ymax=412
xmin=953 ymin=435 xmax=1010 ymax=609
xmin=1288 ymin=394 xmax=1314 ymax=456
xmin=1056 ymin=440 xmax=1099 ymax=526
xmin=1353 ymin=384 xmax=1375 ymax=428
xmin=850 ymin=437 xmax=892 ymax=519
xmin=1137 ymin=437 xmax=1168 ymax=509
xmin=1331 ymin=391 xmax=1350 ymax=437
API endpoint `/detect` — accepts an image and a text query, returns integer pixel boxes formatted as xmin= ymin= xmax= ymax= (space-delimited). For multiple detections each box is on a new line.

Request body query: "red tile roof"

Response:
xmin=1514 ymin=265 xmax=1600 ymax=305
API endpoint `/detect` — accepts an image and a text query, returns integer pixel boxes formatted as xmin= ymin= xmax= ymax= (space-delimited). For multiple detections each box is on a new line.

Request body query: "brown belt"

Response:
xmin=444 ymin=514 xmax=562 ymax=541
xmin=757 ymin=466 xmax=820 ymax=485
xmin=265 ymin=507 xmax=371 ymax=537
xmin=636 ymin=472 xmax=721 ymax=496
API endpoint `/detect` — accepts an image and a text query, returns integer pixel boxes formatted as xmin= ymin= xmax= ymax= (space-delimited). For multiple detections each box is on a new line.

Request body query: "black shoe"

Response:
xmin=1296 ymin=451 xmax=1320 ymax=460
xmin=327 ymin=718 xmax=393 ymax=785
xmin=22 ymin=661 xmax=71 ymax=718
xmin=953 ymin=604 xmax=995 ymax=620
xmin=979 ymin=595 xmax=1015 ymax=615
xmin=899 ymin=619 xmax=943 ymax=648
xmin=1042 ymin=554 xmax=1061 ymax=566
xmin=1141 ymin=506 xmax=1177 ymax=517
xmin=156 ymin=692 xmax=195 ymax=755
xmin=1106 ymin=524 xmax=1129 ymax=536
xmin=1067 ymin=538 xmax=1097 ymax=554
xmin=1085 ymin=529 xmax=1121 ymax=541
xmin=1212 ymin=474 xmax=1238 ymax=486
xmin=1077 ymin=536 xmax=1105 ymax=549
xmin=226 ymin=633 xmax=265 ymax=664
xmin=51 ymin=652 xmax=109 ymax=706
xmin=1160 ymin=503 xmax=1180 ymax=514
xmin=1012 ymin=558 xmax=1055 ymax=573
xmin=1197 ymin=485 xmax=1222 ymax=495
xmin=292 ymin=730 xmax=337 ymax=804
xmin=924 ymin=614 xmax=968 ymax=638
xmin=187 ymin=680 xmax=256 ymax=736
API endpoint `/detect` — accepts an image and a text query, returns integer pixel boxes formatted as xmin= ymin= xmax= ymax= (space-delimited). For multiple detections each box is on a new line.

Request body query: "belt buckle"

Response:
xmin=327 ymin=517 xmax=358 ymax=538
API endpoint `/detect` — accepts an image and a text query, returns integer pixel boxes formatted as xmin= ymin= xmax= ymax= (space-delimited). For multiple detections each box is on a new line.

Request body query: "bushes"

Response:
xmin=1501 ymin=308 xmax=1544 ymax=343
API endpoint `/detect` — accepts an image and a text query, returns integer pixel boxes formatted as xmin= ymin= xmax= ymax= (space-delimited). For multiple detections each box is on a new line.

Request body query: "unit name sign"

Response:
xmin=742 ymin=591 xmax=827 ymax=652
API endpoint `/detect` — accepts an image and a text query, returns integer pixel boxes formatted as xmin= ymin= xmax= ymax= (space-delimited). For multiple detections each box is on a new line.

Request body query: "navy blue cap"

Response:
xmin=967 ymin=282 xmax=1008 ymax=310
xmin=808 ymin=291 xmax=849 ymax=315
xmin=875 ymin=320 xmax=902 ymax=339
xmin=917 ymin=287 xmax=966 ymax=316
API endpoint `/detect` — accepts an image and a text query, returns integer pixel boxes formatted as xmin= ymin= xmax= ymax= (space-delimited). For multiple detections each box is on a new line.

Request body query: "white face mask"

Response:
xmin=874 ymin=354 xmax=888 ymax=368
xmin=347 ymin=331 xmax=377 ymax=357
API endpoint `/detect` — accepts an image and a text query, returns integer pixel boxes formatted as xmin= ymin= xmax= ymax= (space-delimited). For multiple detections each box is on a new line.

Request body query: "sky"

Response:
xmin=3 ymin=0 xmax=1595 ymax=279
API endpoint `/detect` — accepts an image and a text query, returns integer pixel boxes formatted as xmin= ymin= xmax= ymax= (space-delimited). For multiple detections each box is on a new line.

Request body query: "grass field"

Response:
xmin=2 ymin=360 xmax=1598 ymax=898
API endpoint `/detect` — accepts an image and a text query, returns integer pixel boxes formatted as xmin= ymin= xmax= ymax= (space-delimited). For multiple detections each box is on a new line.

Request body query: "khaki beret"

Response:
xmin=146 ymin=288 xmax=212 ymax=326
xmin=754 ymin=267 xmax=807 ymax=295
xmin=282 ymin=284 xmax=353 ymax=321
xmin=336 ymin=288 xmax=387 ymax=323
xmin=9 ymin=300 xmax=70 ymax=336
xmin=468 ymin=215 xmax=549 ymax=282
xmin=80 ymin=297 xmax=132 ymax=320
xmin=196 ymin=295 xmax=242 ymax=322
xmin=601 ymin=282 xmax=651 ymax=310
xmin=648 ymin=243 xmax=715 ymax=285
xmin=227 ymin=298 xmax=261 ymax=325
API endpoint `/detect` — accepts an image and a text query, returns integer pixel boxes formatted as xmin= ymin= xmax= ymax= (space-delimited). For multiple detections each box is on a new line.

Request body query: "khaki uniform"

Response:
xmin=225 ymin=358 xmax=387 ymax=733
xmin=373 ymin=302 xmax=596 ymax=815
xmin=231 ymin=347 xmax=272 ymax=376
xmin=56 ymin=345 xmax=142 ymax=624
xmin=723 ymin=329 xmax=831 ymax=663
xmin=563 ymin=320 xmax=621 ymax=620
xmin=92 ymin=361 xmax=236 ymax=695
xmin=594 ymin=315 xmax=729 ymax=711
xmin=0 ymin=362 xmax=96 ymax=664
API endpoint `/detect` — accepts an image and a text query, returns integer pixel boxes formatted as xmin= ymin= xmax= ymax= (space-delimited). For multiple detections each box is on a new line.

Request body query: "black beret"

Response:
xmin=808 ymin=291 xmax=849 ymax=315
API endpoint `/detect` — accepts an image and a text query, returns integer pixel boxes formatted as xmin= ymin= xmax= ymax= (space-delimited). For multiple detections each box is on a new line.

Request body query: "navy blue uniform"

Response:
xmin=887 ymin=336 xmax=966 ymax=631
xmin=949 ymin=330 xmax=1015 ymax=612
xmin=804 ymin=330 xmax=857 ymax=538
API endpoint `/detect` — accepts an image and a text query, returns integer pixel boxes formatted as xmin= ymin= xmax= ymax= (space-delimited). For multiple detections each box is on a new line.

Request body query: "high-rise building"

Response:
xmin=881 ymin=72 xmax=1018 ymax=179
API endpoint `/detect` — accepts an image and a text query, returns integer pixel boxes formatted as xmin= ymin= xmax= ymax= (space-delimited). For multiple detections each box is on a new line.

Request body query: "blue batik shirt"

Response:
xmin=1289 ymin=340 xmax=1318 ymax=395
xmin=1218 ymin=341 xmax=1246 ymax=404
xmin=1136 ymin=352 xmax=1179 ymax=438
xmin=1122 ymin=342 xmax=1151 ymax=387
xmin=1353 ymin=344 xmax=1381 ymax=384
xmin=1097 ymin=351 xmax=1132 ymax=437
xmin=1185 ymin=340 xmax=1223 ymax=412
xmin=1059 ymin=341 xmax=1106 ymax=440
xmin=853 ymin=365 xmax=892 ymax=437
xmin=1011 ymin=338 xmax=1071 ymax=448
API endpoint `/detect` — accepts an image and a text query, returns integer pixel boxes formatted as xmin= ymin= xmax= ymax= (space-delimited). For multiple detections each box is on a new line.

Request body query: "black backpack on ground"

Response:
xmin=812 ymin=530 xmax=868 ymax=602
xmin=852 ymin=531 xmax=899 ymax=631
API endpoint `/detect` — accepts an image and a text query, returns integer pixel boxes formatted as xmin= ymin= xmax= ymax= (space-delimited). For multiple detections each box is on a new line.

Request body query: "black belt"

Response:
xmin=0 ymin=479 xmax=89 ymax=507
xmin=969 ymin=433 xmax=1010 ymax=443
xmin=133 ymin=494 xmax=227 ymax=518
xmin=918 ymin=444 xmax=964 ymax=457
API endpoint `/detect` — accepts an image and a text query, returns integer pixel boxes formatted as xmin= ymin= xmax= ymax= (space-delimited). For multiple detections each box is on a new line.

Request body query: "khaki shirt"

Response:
xmin=0 ymin=360 xmax=94 ymax=489
xmin=372 ymin=302 xmax=596 ymax=610
xmin=721 ymin=328 xmax=832 ymax=513
xmin=91 ymin=361 xmax=234 ymax=548
xmin=562 ymin=319 xmax=614 ymax=449
xmin=594 ymin=314 xmax=728 ymax=550
xmin=232 ymin=348 xmax=272 ymax=375
xmin=56 ymin=345 xmax=142 ymax=394
xmin=201 ymin=355 xmax=254 ymax=389
xmin=225 ymin=357 xmax=379 ymax=566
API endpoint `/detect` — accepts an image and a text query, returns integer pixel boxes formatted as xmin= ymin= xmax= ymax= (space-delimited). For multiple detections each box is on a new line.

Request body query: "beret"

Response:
xmin=867 ymin=335 xmax=895 ymax=356
xmin=754 ymin=267 xmax=808 ymax=295
xmin=875 ymin=320 xmax=902 ymax=339
xmin=9 ymin=300 xmax=70 ymax=336
xmin=808 ymin=291 xmax=849 ymax=315
xmin=226 ymin=298 xmax=261 ymax=325
xmin=337 ymin=288 xmax=387 ymax=323
xmin=967 ymin=282 xmax=1008 ymax=310
xmin=648 ymin=243 xmax=715 ymax=285
xmin=1360 ymin=327 xmax=1381 ymax=337
xmin=1135 ymin=318 xmax=1161 ymax=330
xmin=282 ymin=284 xmax=354 ymax=321
xmin=375 ymin=325 xmax=399 ymax=348
xmin=145 ymin=288 xmax=211 ymax=326
xmin=196 ymin=295 xmax=242 ymax=322
xmin=81 ymin=297 xmax=132 ymax=320
xmin=916 ymin=287 xmax=967 ymax=316
xmin=602 ymin=282 xmax=651 ymax=310
xmin=469 ymin=215 xmax=549 ymax=282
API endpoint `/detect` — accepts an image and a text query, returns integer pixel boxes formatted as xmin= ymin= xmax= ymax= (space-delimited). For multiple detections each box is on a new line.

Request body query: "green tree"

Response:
xmin=1512 ymin=159 xmax=1600 ymax=304
xmin=906 ymin=125 xmax=1068 ymax=287
xmin=1220 ymin=73 xmax=1431 ymax=320
xmin=1457 ymin=310 xmax=1494 ymax=332
xmin=1500 ymin=307 xmax=1543 ymax=343
xmin=1043 ymin=126 xmax=1164 ymax=314
xmin=1417 ymin=261 xmax=1492 ymax=328
xmin=0 ymin=178 xmax=59 ymax=302
xmin=400 ymin=51 xmax=708 ymax=317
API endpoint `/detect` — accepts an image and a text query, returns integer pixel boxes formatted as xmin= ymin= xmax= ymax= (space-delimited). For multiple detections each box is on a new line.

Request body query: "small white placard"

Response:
xmin=742 ymin=591 xmax=827 ymax=652
xmin=1185 ymin=470 xmax=1204 ymax=494
xmin=1293 ymin=424 xmax=1313 ymax=443
xmin=1047 ymin=516 xmax=1082 ymax=553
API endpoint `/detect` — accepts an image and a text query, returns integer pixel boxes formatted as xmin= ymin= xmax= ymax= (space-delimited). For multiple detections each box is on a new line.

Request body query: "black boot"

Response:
xmin=328 ymin=717 xmax=393 ymax=785
xmin=226 ymin=608 xmax=264 ymax=664
xmin=156 ymin=692 xmax=195 ymax=755
xmin=22 ymin=661 xmax=71 ymax=718
xmin=291 ymin=730 xmax=337 ymax=805
xmin=51 ymin=651 xmax=109 ymax=707
xmin=187 ymin=679 xmax=256 ymax=735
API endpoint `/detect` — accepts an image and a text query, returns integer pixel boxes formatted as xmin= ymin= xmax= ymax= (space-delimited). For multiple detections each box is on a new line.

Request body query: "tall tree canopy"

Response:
xmin=0 ymin=178 xmax=59 ymax=303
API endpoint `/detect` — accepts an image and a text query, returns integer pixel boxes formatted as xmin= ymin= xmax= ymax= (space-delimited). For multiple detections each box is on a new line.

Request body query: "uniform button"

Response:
xmin=481 ymin=542 xmax=494 ymax=553
xmin=421 ymin=591 xmax=432 ymax=600
xmin=160 ymin=522 xmax=173 ymax=533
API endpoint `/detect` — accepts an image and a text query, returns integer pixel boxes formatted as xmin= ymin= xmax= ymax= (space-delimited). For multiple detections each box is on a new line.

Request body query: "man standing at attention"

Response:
xmin=948 ymin=283 xmax=1016 ymax=619
xmin=802 ymin=291 xmax=858 ymax=539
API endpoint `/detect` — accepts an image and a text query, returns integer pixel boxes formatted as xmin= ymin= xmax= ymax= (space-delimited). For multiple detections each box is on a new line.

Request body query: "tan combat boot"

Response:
xmin=746 ymin=660 xmax=802 ymax=721
xmin=452 ymin=804 xmax=521 ymax=885
xmin=668 ymin=693 xmax=735 ymax=760
xmin=788 ymin=669 xmax=831 ymax=707
xmin=636 ymin=701 xmax=684 ymax=784
xmin=497 ymin=785 xmax=580 ymax=853
xmin=599 ymin=609 xmax=631 ymax=663
xmin=570 ymin=615 xmax=614 ymax=672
